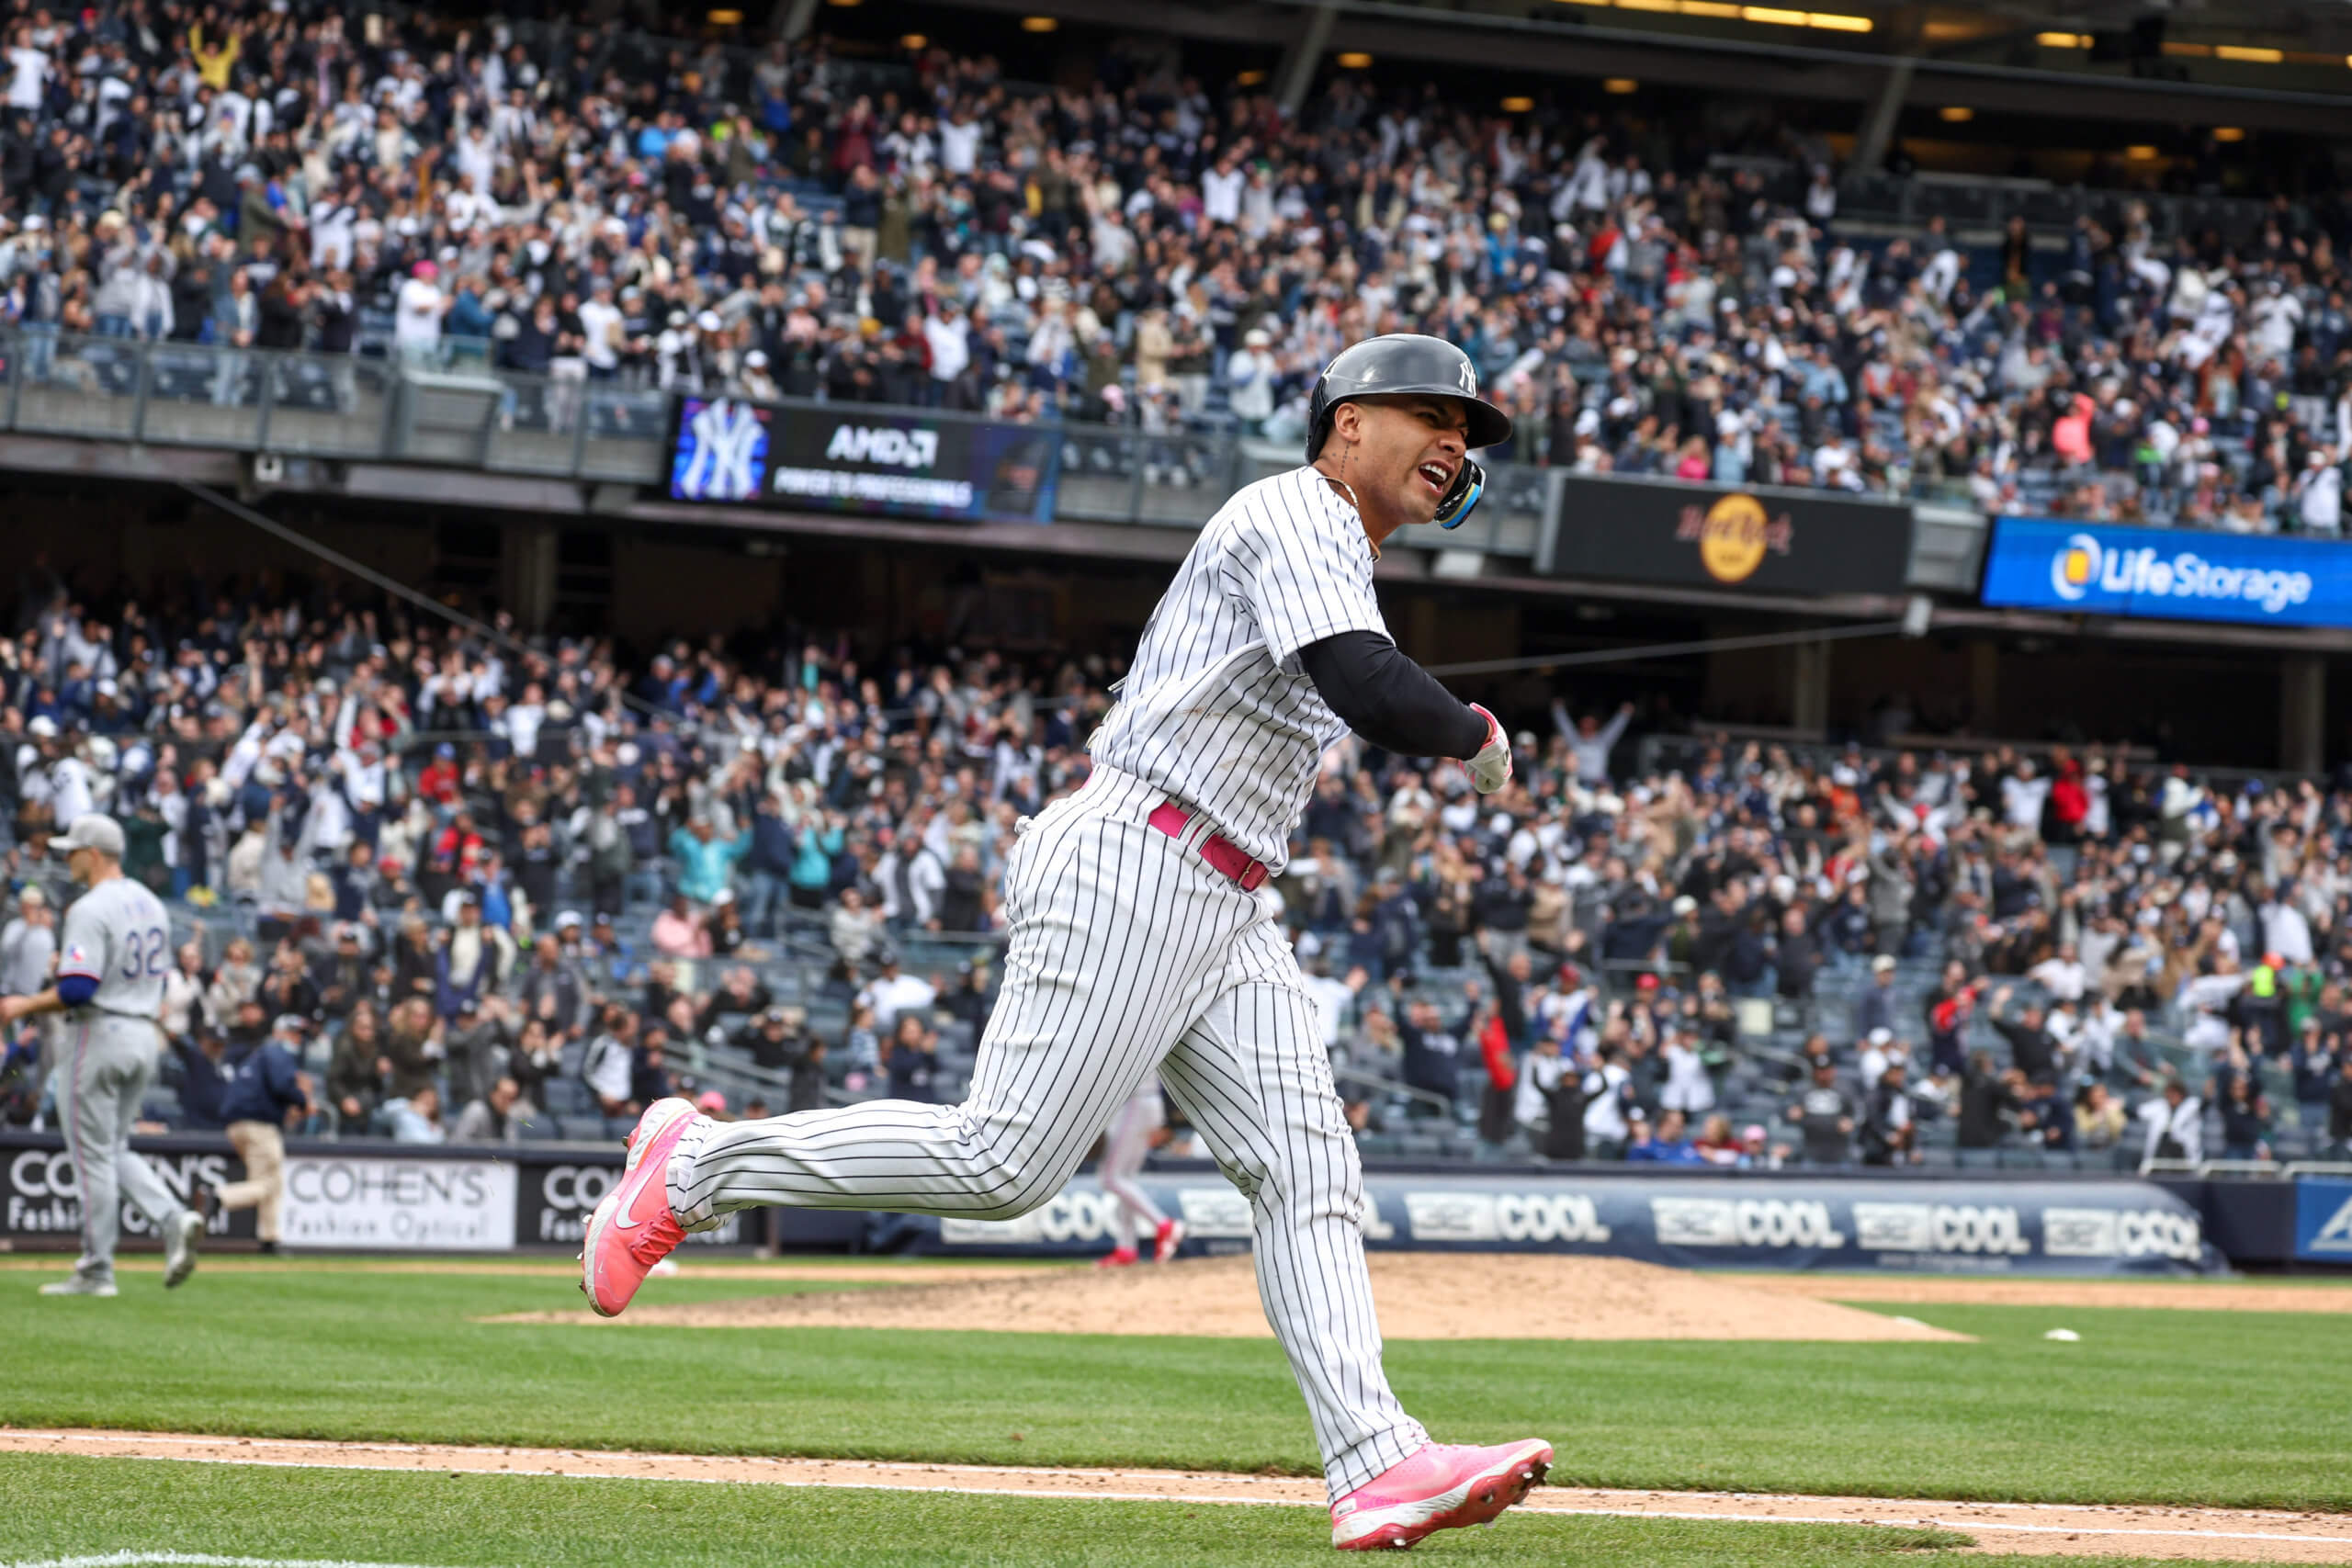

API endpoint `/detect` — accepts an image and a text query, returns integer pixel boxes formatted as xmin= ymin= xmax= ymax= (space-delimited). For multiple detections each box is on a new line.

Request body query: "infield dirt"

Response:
xmin=493 ymin=1252 xmax=1969 ymax=1340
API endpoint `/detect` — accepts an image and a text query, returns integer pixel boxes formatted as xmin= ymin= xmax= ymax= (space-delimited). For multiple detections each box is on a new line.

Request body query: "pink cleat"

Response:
xmin=1152 ymin=1217 xmax=1186 ymax=1263
xmin=1329 ymin=1438 xmax=1554 ymax=1551
xmin=580 ymin=1098 xmax=702 ymax=1317
xmin=1096 ymin=1247 xmax=1140 ymax=1268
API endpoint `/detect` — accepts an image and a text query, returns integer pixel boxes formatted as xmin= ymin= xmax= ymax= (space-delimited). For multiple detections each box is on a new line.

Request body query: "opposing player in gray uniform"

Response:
xmin=0 ymin=815 xmax=204 ymax=1296
xmin=582 ymin=335 xmax=1551 ymax=1551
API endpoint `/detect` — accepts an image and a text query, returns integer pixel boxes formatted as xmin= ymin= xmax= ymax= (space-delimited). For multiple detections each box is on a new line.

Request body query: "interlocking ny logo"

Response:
xmin=1458 ymin=359 xmax=1476 ymax=394
xmin=677 ymin=399 xmax=764 ymax=501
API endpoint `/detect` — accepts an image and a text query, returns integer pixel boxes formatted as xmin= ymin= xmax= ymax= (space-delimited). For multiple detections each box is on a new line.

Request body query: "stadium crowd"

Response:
xmin=0 ymin=3 xmax=2346 ymax=528
xmin=6 ymin=563 xmax=2352 ymax=1170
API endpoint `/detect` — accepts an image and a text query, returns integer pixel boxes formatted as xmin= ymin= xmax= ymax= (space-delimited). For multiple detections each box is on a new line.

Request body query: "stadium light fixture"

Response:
xmin=1337 ymin=51 xmax=1374 ymax=66
xmin=2035 ymin=30 xmax=2089 ymax=47
xmin=1617 ymin=0 xmax=1679 ymax=12
xmin=1682 ymin=2 xmax=1743 ymax=16
xmin=1939 ymin=106 xmax=1973 ymax=122
xmin=707 ymin=7 xmax=743 ymax=23
xmin=2212 ymin=126 xmax=2245 ymax=141
xmin=1501 ymin=95 xmax=1535 ymax=111
xmin=2212 ymin=45 xmax=2281 ymax=62
xmin=2125 ymin=143 xmax=2158 ymax=159
xmin=1603 ymin=76 xmax=1640 ymax=92
xmin=1236 ymin=68 xmax=1268 ymax=85
xmin=1806 ymin=14 xmax=1872 ymax=31
xmin=1742 ymin=6 xmax=1809 ymax=25
xmin=1020 ymin=14 xmax=1058 ymax=30
xmin=900 ymin=33 xmax=927 ymax=49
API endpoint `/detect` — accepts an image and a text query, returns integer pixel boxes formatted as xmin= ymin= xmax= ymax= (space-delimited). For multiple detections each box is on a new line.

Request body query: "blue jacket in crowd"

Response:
xmin=220 ymin=1040 xmax=307 ymax=1126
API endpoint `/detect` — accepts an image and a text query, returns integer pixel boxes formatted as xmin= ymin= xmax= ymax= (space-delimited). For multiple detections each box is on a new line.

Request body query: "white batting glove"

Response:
xmin=1465 ymin=704 xmax=1512 ymax=795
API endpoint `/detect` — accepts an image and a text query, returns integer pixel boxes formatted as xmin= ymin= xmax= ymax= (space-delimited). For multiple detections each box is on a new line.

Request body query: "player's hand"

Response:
xmin=1465 ymin=705 xmax=1511 ymax=795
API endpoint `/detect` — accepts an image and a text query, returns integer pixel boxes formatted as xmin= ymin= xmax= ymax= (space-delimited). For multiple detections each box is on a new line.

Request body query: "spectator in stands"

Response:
xmin=1986 ymin=986 xmax=2059 ymax=1083
xmin=1581 ymin=1043 xmax=1641 ymax=1159
xmin=1627 ymin=1107 xmax=1703 ymax=1165
xmin=651 ymin=891 xmax=711 ymax=959
xmin=0 ymin=886 xmax=53 ymax=998
xmin=326 ymin=1000 xmax=386 ymax=1132
xmin=1851 ymin=953 xmax=1898 ymax=1041
xmin=453 ymin=1075 xmax=536 ymax=1145
xmin=1786 ymin=1059 xmax=1855 ymax=1166
xmin=2217 ymin=1073 xmax=2273 ymax=1162
xmin=1957 ymin=1051 xmax=2016 ymax=1151
xmin=885 ymin=1012 xmax=939 ymax=1103
xmin=582 ymin=1005 xmax=639 ymax=1119
xmin=632 ymin=1027 xmax=677 ymax=1109
xmin=2141 ymin=1077 xmax=2205 ymax=1164
xmin=384 ymin=1082 xmax=446 ymax=1145
xmin=1397 ymin=994 xmax=1469 ymax=1115
xmin=859 ymin=949 xmax=936 ymax=1032
xmin=1554 ymin=702 xmax=1634 ymax=787
xmin=2074 ymin=1082 xmax=2129 ymax=1154
xmin=1860 ymin=1060 xmax=1915 ymax=1167
xmin=2329 ymin=1054 xmax=2352 ymax=1160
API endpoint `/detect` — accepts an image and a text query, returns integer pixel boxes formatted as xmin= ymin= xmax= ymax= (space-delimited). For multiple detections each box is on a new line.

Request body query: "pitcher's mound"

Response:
xmin=543 ymin=1254 xmax=1967 ymax=1341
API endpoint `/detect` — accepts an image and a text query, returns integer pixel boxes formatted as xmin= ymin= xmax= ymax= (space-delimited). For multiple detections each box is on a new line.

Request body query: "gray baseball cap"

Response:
xmin=52 ymin=814 xmax=127 ymax=858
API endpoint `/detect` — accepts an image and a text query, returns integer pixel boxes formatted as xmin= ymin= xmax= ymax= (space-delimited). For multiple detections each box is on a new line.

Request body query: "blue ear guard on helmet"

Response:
xmin=1435 ymin=459 xmax=1486 ymax=530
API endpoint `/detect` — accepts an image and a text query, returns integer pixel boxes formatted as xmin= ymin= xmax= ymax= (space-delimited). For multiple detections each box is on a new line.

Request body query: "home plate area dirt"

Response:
xmin=494 ymin=1253 xmax=1969 ymax=1341
xmin=9 ymin=1430 xmax=2352 ymax=1562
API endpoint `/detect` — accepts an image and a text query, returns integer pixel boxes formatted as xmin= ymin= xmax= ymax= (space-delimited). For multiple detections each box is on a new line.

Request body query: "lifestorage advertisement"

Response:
xmin=1981 ymin=516 xmax=2351 ymax=627
xmin=666 ymin=397 xmax=1061 ymax=523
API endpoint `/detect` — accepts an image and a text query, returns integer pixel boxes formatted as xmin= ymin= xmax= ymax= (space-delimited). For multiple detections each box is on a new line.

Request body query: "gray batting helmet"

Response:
xmin=1305 ymin=334 xmax=1512 ymax=529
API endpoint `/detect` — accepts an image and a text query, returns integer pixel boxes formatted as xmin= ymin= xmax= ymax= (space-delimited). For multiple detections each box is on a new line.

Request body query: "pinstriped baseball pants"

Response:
xmin=670 ymin=765 xmax=1426 ymax=1498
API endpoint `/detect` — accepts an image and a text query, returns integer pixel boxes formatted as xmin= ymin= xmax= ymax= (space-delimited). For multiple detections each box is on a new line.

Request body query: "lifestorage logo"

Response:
xmin=1984 ymin=516 xmax=2338 ymax=626
xmin=2043 ymin=530 xmax=2312 ymax=615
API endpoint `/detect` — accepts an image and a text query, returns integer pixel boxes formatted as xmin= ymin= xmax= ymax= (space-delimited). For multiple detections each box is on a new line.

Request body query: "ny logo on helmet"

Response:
xmin=1458 ymin=361 xmax=1476 ymax=394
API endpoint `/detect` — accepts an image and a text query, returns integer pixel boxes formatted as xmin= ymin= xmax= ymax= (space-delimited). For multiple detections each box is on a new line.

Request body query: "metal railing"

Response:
xmin=0 ymin=330 xmax=1580 ymax=553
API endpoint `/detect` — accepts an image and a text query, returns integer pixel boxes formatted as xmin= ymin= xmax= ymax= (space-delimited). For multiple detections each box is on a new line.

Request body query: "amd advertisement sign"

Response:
xmin=667 ymin=397 xmax=1061 ymax=523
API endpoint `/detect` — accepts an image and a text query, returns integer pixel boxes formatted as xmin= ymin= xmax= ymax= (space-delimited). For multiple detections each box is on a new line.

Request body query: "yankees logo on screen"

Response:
xmin=671 ymin=398 xmax=770 ymax=502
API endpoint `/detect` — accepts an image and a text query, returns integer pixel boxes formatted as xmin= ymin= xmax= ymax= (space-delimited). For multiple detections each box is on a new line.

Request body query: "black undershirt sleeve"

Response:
xmin=1298 ymin=630 xmax=1489 ymax=761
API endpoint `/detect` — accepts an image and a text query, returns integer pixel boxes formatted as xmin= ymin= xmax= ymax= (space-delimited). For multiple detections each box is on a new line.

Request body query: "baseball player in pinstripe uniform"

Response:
xmin=1094 ymin=1080 xmax=1183 ymax=1267
xmin=1 ymin=815 xmax=204 ymax=1296
xmin=583 ymin=335 xmax=1552 ymax=1550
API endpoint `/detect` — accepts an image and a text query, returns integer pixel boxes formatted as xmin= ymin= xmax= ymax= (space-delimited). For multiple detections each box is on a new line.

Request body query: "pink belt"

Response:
xmin=1147 ymin=801 xmax=1271 ymax=892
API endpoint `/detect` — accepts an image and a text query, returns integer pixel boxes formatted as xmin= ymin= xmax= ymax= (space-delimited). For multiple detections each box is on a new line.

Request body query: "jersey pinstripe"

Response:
xmin=57 ymin=877 xmax=171 ymax=1021
xmin=1090 ymin=464 xmax=1389 ymax=873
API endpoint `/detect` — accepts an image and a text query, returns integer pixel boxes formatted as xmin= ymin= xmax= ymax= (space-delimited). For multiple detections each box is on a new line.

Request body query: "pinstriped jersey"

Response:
xmin=56 ymin=875 xmax=171 ymax=1021
xmin=1091 ymin=464 xmax=1388 ymax=872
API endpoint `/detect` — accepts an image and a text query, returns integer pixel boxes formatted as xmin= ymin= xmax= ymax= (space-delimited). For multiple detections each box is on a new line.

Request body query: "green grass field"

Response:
xmin=1 ymin=1259 xmax=2346 ymax=1566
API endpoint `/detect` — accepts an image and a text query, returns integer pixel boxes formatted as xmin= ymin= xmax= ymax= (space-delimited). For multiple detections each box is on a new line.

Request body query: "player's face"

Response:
xmin=1353 ymin=396 xmax=1471 ymax=526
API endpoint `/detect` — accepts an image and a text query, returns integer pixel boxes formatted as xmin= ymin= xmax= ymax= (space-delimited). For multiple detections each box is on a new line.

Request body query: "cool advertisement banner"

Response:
xmin=667 ymin=397 xmax=1060 ymax=523
xmin=520 ymin=1157 xmax=741 ymax=1249
xmin=921 ymin=1174 xmax=2218 ymax=1275
xmin=1981 ymin=516 xmax=2352 ymax=627
xmin=1535 ymin=474 xmax=1913 ymax=595
xmin=2295 ymin=1179 xmax=2352 ymax=1263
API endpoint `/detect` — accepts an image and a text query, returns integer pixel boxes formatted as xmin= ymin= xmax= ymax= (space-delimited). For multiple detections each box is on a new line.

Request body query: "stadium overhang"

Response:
xmin=940 ymin=0 xmax=2352 ymax=133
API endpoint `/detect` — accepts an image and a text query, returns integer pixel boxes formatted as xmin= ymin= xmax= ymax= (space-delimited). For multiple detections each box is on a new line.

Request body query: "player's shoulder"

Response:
xmin=1206 ymin=466 xmax=1354 ymax=549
